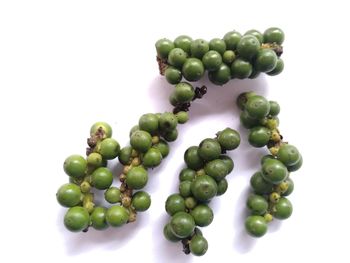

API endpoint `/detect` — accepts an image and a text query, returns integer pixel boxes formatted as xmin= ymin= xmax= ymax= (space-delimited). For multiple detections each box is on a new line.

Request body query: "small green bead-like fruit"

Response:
xmin=189 ymin=235 xmax=208 ymax=256
xmin=191 ymin=175 xmax=218 ymax=202
xmin=190 ymin=39 xmax=209 ymax=59
xmin=236 ymin=91 xmax=257 ymax=110
xmin=91 ymin=206 xmax=108 ymax=230
xmin=130 ymin=130 xmax=152 ymax=153
xmin=56 ymin=183 xmax=82 ymax=207
xmin=142 ymin=148 xmax=162 ymax=168
xmin=202 ymin=50 xmax=222 ymax=71
xmin=165 ymin=194 xmax=186 ymax=216
xmin=208 ymin=63 xmax=231 ymax=85
xmin=198 ymin=138 xmax=222 ymax=161
xmin=245 ymin=215 xmax=268 ymax=237
xmin=104 ymin=187 xmax=121 ymax=204
xmin=90 ymin=122 xmax=112 ymax=138
xmin=247 ymin=194 xmax=268 ymax=215
xmin=240 ymin=111 xmax=260 ymax=129
xmin=255 ymin=49 xmax=278 ymax=73
xmin=155 ymin=38 xmax=174 ymax=59
xmin=87 ymin=152 xmax=103 ymax=167
xmin=261 ymin=154 xmax=275 ymax=165
xmin=209 ymin=38 xmax=226 ymax=55
xmin=174 ymin=35 xmax=192 ymax=54
xmin=170 ymin=211 xmax=195 ymax=238
xmin=132 ymin=191 xmax=151 ymax=212
xmin=277 ymin=144 xmax=301 ymax=166
xmin=64 ymin=206 xmax=90 ymax=232
xmin=282 ymin=178 xmax=294 ymax=196
xmin=153 ymin=139 xmax=170 ymax=158
xmin=220 ymin=155 xmax=234 ymax=173
xmin=216 ymin=178 xmax=228 ymax=195
xmin=106 ymin=205 xmax=129 ymax=227
xmin=118 ymin=146 xmax=132 ymax=165
xmin=185 ymin=196 xmax=197 ymax=210
xmin=63 ymin=155 xmax=87 ymax=178
xmin=237 ymin=35 xmax=260 ymax=61
xmin=246 ymin=95 xmax=270 ymax=119
xmin=204 ymin=159 xmax=228 ymax=181
xmin=91 ymin=167 xmax=113 ymax=190
xmin=190 ymin=204 xmax=214 ymax=227
xmin=262 ymin=159 xmax=288 ymax=184
xmin=182 ymin=58 xmax=205 ymax=81
xmin=231 ymin=58 xmax=252 ymax=79
xmin=184 ymin=146 xmax=205 ymax=170
xmin=174 ymin=82 xmax=195 ymax=103
xmin=98 ymin=138 xmax=120 ymax=160
xmin=126 ymin=166 xmax=148 ymax=190
xmin=268 ymin=101 xmax=280 ymax=116
xmin=159 ymin=112 xmax=178 ymax=132
xmin=179 ymin=168 xmax=196 ymax=182
xmin=163 ymin=223 xmax=181 ymax=242
xmin=267 ymin=58 xmax=284 ymax=76
xmin=162 ymin=128 xmax=178 ymax=142
xmin=129 ymin=125 xmax=140 ymax=138
xmin=138 ymin=113 xmax=159 ymax=135
xmin=287 ymin=155 xmax=303 ymax=172
xmin=263 ymin=27 xmax=285 ymax=45
xmin=248 ymin=126 xmax=271 ymax=148
xmin=175 ymin=111 xmax=189 ymax=124
xmin=222 ymin=50 xmax=236 ymax=65
xmin=223 ymin=30 xmax=242 ymax=50
xmin=250 ymin=171 xmax=274 ymax=194
xmin=165 ymin=66 xmax=182 ymax=84
xmin=244 ymin=29 xmax=263 ymax=44
xmin=217 ymin=127 xmax=241 ymax=150
xmin=168 ymin=48 xmax=187 ymax=68
xmin=273 ymin=197 xmax=293 ymax=219
xmin=179 ymin=181 xmax=192 ymax=198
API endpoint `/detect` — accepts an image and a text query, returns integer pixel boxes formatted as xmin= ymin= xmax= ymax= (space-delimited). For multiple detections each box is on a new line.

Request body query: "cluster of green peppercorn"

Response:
xmin=57 ymin=111 xmax=189 ymax=232
xmin=156 ymin=27 xmax=284 ymax=86
xmin=163 ymin=128 xmax=241 ymax=256
xmin=236 ymin=92 xmax=302 ymax=237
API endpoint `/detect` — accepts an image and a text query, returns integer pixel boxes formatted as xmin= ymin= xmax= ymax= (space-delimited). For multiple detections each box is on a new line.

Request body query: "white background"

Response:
xmin=0 ymin=1 xmax=349 ymax=262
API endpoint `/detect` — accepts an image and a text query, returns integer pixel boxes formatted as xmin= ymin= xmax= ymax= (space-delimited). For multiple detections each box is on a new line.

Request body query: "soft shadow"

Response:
xmin=151 ymin=214 xmax=193 ymax=263
xmin=268 ymin=218 xmax=282 ymax=233
xmin=233 ymin=187 xmax=257 ymax=253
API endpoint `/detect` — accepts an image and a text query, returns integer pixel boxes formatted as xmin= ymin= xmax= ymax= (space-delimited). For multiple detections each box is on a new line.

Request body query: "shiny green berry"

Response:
xmin=198 ymin=138 xmax=222 ymax=161
xmin=162 ymin=128 xmax=178 ymax=142
xmin=142 ymin=148 xmax=162 ymax=168
xmin=190 ymin=204 xmax=213 ymax=227
xmin=282 ymin=178 xmax=294 ymax=196
xmin=174 ymin=35 xmax=192 ymax=54
xmin=202 ymin=50 xmax=222 ymax=71
xmin=208 ymin=63 xmax=231 ymax=85
xmin=240 ymin=111 xmax=260 ymax=129
xmin=155 ymin=38 xmax=174 ymax=59
xmin=159 ymin=112 xmax=178 ymax=132
xmin=165 ymin=66 xmax=182 ymax=84
xmin=118 ymin=146 xmax=132 ymax=165
xmin=87 ymin=152 xmax=103 ymax=167
xmin=269 ymin=101 xmax=280 ymax=116
xmin=204 ymin=159 xmax=228 ymax=181
xmin=90 ymin=122 xmax=112 ymax=138
xmin=246 ymin=95 xmax=270 ymax=119
xmin=182 ymin=58 xmax=205 ymax=81
xmin=244 ymin=29 xmax=263 ymax=44
xmin=267 ymin=58 xmax=284 ymax=76
xmin=237 ymin=35 xmax=260 ymax=60
xmin=191 ymin=175 xmax=218 ymax=202
xmin=132 ymin=191 xmax=151 ymax=211
xmin=175 ymin=111 xmax=189 ymax=124
xmin=179 ymin=181 xmax=192 ymax=197
xmin=216 ymin=178 xmax=228 ymax=195
xmin=263 ymin=27 xmax=285 ymax=44
xmin=248 ymin=126 xmax=271 ymax=147
xmin=184 ymin=146 xmax=204 ymax=170
xmin=190 ymin=235 xmax=208 ymax=256
xmin=273 ymin=197 xmax=292 ymax=219
xmin=262 ymin=159 xmax=288 ymax=184
xmin=174 ymin=82 xmax=195 ymax=103
xmin=56 ymin=183 xmax=82 ymax=207
xmin=91 ymin=167 xmax=113 ymax=190
xmin=64 ymin=206 xmax=90 ymax=232
xmin=247 ymin=194 xmax=268 ymax=215
xmin=261 ymin=154 xmax=275 ymax=165
xmin=138 ymin=113 xmax=159 ymax=134
xmin=219 ymin=155 xmax=234 ymax=173
xmin=217 ymin=127 xmax=241 ymax=150
xmin=255 ymin=49 xmax=277 ymax=72
xmin=130 ymin=130 xmax=152 ymax=152
xmin=231 ymin=58 xmax=252 ymax=79
xmin=277 ymin=144 xmax=301 ymax=166
xmin=91 ymin=206 xmax=108 ymax=230
xmin=168 ymin=48 xmax=187 ymax=68
xmin=287 ymin=155 xmax=303 ymax=172
xmin=104 ymin=187 xmax=121 ymax=204
xmin=163 ymin=223 xmax=181 ymax=242
xmin=98 ymin=138 xmax=120 ymax=160
xmin=179 ymin=168 xmax=196 ymax=182
xmin=129 ymin=125 xmax=140 ymax=138
xmin=170 ymin=212 xmax=195 ymax=238
xmin=191 ymin=39 xmax=209 ymax=59
xmin=245 ymin=215 xmax=267 ymax=237
xmin=153 ymin=139 xmax=169 ymax=158
xmin=222 ymin=50 xmax=236 ymax=65
xmin=106 ymin=205 xmax=129 ymax=227
xmin=209 ymin=38 xmax=226 ymax=54
xmin=165 ymin=194 xmax=186 ymax=216
xmin=126 ymin=166 xmax=148 ymax=190
xmin=223 ymin=31 xmax=242 ymax=50
xmin=250 ymin=171 xmax=274 ymax=194
xmin=63 ymin=155 xmax=87 ymax=178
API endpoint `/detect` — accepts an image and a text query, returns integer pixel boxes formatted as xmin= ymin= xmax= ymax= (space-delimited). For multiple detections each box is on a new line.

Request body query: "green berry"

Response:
xmin=190 ymin=39 xmax=209 ymax=59
xmin=190 ymin=204 xmax=213 ymax=227
xmin=106 ymin=205 xmax=129 ymax=227
xmin=248 ymin=126 xmax=271 ymax=147
xmin=184 ymin=146 xmax=205 ymax=170
xmin=118 ymin=146 xmax=132 ymax=165
xmin=165 ymin=66 xmax=182 ymax=84
xmin=185 ymin=196 xmax=197 ymax=209
xmin=273 ymin=197 xmax=292 ymax=219
xmin=174 ymin=82 xmax=195 ymax=103
xmin=231 ymin=58 xmax=252 ymax=79
xmin=236 ymin=91 xmax=257 ymax=110
xmin=202 ymin=50 xmax=222 ymax=71
xmin=91 ymin=206 xmax=108 ymax=230
xmin=244 ymin=29 xmax=263 ymax=44
xmin=104 ymin=187 xmax=121 ymax=204
xmin=159 ymin=112 xmax=178 ymax=132
xmin=249 ymin=68 xmax=261 ymax=79
xmin=237 ymin=35 xmax=260 ymax=60
xmin=263 ymin=27 xmax=285 ymax=44
xmin=204 ymin=159 xmax=228 ymax=181
xmin=217 ymin=127 xmax=241 ymax=150
xmin=282 ymin=178 xmax=294 ymax=196
xmin=250 ymin=171 xmax=273 ymax=194
xmin=219 ymin=155 xmax=234 ymax=173
xmin=175 ymin=111 xmax=189 ymax=124
xmin=287 ymin=155 xmax=303 ymax=172
xmin=222 ymin=50 xmax=236 ymax=65
xmin=87 ymin=152 xmax=103 ymax=167
xmin=245 ymin=215 xmax=267 ymax=237
xmin=153 ymin=139 xmax=169 ymax=158
xmin=247 ymin=194 xmax=269 ymax=215
xmin=56 ymin=183 xmax=82 ymax=207
xmin=179 ymin=181 xmax=192 ymax=197
xmin=91 ymin=167 xmax=113 ymax=190
xmin=132 ymin=191 xmax=151 ymax=211
xmin=269 ymin=101 xmax=280 ymax=116
xmin=162 ymin=129 xmax=178 ymax=142
xmin=262 ymin=159 xmax=288 ymax=184
xmin=223 ymin=30 xmax=242 ymax=50
xmin=174 ymin=35 xmax=192 ymax=54
xmin=63 ymin=155 xmax=87 ymax=179
xmin=165 ymin=194 xmax=186 ymax=216
xmin=98 ymin=138 xmax=120 ymax=160
xmin=261 ymin=154 xmax=275 ymax=165
xmin=255 ymin=49 xmax=278 ymax=72
xmin=216 ymin=178 xmax=228 ymax=195
xmin=129 ymin=125 xmax=140 ymax=138
xmin=246 ymin=95 xmax=270 ymax=119
xmin=130 ymin=130 xmax=152 ymax=152
xmin=267 ymin=58 xmax=284 ymax=76
xmin=138 ymin=113 xmax=159 ymax=134
xmin=163 ymin=223 xmax=181 ymax=242
xmin=198 ymin=138 xmax=222 ymax=161
xmin=142 ymin=148 xmax=162 ymax=168
xmin=209 ymin=38 xmax=226 ymax=54
xmin=277 ymin=144 xmax=301 ymax=166
xmin=168 ymin=48 xmax=188 ymax=68
xmin=182 ymin=58 xmax=205 ymax=81
xmin=191 ymin=175 xmax=218 ymax=202
xmin=64 ymin=206 xmax=90 ymax=232
xmin=170 ymin=212 xmax=195 ymax=238
xmin=126 ymin=166 xmax=148 ymax=190
xmin=90 ymin=122 xmax=112 ymax=138
xmin=240 ymin=111 xmax=260 ymax=129
xmin=190 ymin=235 xmax=208 ymax=256
xmin=208 ymin=63 xmax=231 ymax=85
xmin=155 ymin=38 xmax=174 ymax=59
xmin=179 ymin=168 xmax=196 ymax=182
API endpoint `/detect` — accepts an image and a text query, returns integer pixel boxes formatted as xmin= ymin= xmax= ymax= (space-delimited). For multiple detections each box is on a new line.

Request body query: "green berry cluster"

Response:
xmin=57 ymin=112 xmax=188 ymax=232
xmin=163 ymin=128 xmax=241 ymax=256
xmin=236 ymin=92 xmax=302 ymax=237
xmin=156 ymin=27 xmax=284 ymax=86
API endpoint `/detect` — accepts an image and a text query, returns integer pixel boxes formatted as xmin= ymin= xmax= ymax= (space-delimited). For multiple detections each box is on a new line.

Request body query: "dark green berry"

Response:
xmin=262 ymin=159 xmax=288 ymax=184
xmin=202 ymin=50 xmax=222 ymax=71
xmin=209 ymin=38 xmax=226 ymax=54
xmin=189 ymin=235 xmax=208 ymax=256
xmin=246 ymin=95 xmax=270 ymax=119
xmin=165 ymin=194 xmax=186 ymax=216
xmin=132 ymin=191 xmax=151 ymax=211
xmin=91 ymin=206 xmax=108 ymax=230
xmin=63 ymin=155 xmax=87 ymax=179
xmin=179 ymin=168 xmax=196 ymax=182
xmin=170 ymin=211 xmax=195 ymax=238
xmin=247 ymin=194 xmax=268 ymax=215
xmin=231 ymin=58 xmax=252 ymax=79
xmin=91 ymin=167 xmax=113 ymax=190
xmin=155 ymin=38 xmax=174 ymax=59
xmin=248 ymin=126 xmax=271 ymax=147
xmin=255 ymin=49 xmax=278 ymax=72
xmin=98 ymin=138 xmax=120 ymax=160
xmin=184 ymin=146 xmax=205 ymax=170
xmin=64 ymin=206 xmax=90 ymax=232
xmin=106 ymin=205 xmax=129 ymax=227
xmin=216 ymin=178 xmax=228 ymax=195
xmin=182 ymin=58 xmax=205 ymax=81
xmin=263 ymin=27 xmax=285 ymax=44
xmin=191 ymin=175 xmax=218 ymax=202
xmin=142 ymin=148 xmax=162 ymax=168
xmin=250 ymin=171 xmax=274 ymax=194
xmin=244 ymin=29 xmax=263 ymax=44
xmin=190 ymin=39 xmax=209 ymax=59
xmin=198 ymin=138 xmax=222 ymax=161
xmin=130 ymin=130 xmax=152 ymax=152
xmin=267 ymin=58 xmax=284 ymax=76
xmin=208 ymin=63 xmax=231 ymax=85
xmin=277 ymin=144 xmax=301 ymax=166
xmin=138 ymin=113 xmax=159 ymax=134
xmin=237 ymin=35 xmax=260 ymax=60
xmin=245 ymin=215 xmax=267 ymax=237
xmin=204 ymin=159 xmax=228 ymax=181
xmin=56 ymin=183 xmax=82 ymax=207
xmin=168 ymin=48 xmax=188 ymax=68
xmin=217 ymin=127 xmax=240 ymax=150
xmin=174 ymin=35 xmax=192 ymax=54
xmin=190 ymin=204 xmax=213 ymax=227
xmin=165 ymin=66 xmax=182 ymax=84
xmin=273 ymin=197 xmax=292 ymax=219
xmin=174 ymin=82 xmax=195 ymax=103
xmin=126 ymin=166 xmax=148 ymax=190
xmin=223 ymin=31 xmax=242 ymax=50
